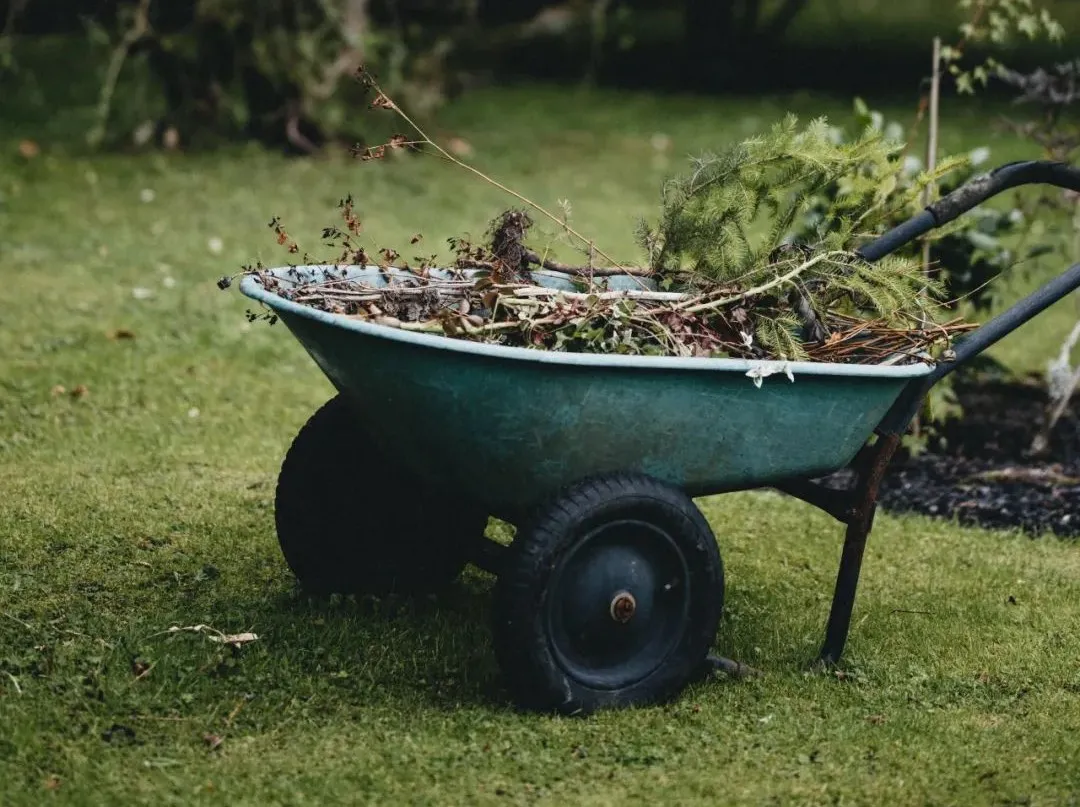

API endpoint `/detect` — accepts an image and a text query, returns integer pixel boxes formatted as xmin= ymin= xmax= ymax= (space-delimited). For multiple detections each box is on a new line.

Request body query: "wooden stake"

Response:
xmin=913 ymin=36 xmax=942 ymax=440
xmin=921 ymin=36 xmax=943 ymax=278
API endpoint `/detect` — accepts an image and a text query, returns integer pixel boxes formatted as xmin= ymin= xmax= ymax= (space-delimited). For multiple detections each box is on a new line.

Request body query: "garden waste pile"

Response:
xmin=232 ymin=109 xmax=978 ymax=366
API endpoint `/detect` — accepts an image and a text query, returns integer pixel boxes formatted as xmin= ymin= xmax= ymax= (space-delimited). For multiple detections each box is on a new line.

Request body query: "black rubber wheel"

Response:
xmin=274 ymin=394 xmax=489 ymax=596
xmin=491 ymin=473 xmax=724 ymax=715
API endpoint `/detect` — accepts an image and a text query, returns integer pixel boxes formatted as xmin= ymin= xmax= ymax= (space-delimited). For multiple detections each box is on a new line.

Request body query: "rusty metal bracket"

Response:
xmin=773 ymin=478 xmax=855 ymax=523
xmin=817 ymin=433 xmax=901 ymax=665
xmin=469 ymin=536 xmax=509 ymax=576
xmin=774 ymin=435 xmax=901 ymax=666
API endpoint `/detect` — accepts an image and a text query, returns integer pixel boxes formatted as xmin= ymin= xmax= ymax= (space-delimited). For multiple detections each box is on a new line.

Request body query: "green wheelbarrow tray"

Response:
xmin=240 ymin=263 xmax=932 ymax=520
xmin=238 ymin=160 xmax=1080 ymax=715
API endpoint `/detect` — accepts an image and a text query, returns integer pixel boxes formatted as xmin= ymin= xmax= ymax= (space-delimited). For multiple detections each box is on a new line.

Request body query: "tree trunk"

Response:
xmin=683 ymin=0 xmax=737 ymax=85
xmin=684 ymin=0 xmax=735 ymax=50
xmin=310 ymin=0 xmax=369 ymax=100
xmin=683 ymin=0 xmax=809 ymax=87
xmin=343 ymin=0 xmax=369 ymax=50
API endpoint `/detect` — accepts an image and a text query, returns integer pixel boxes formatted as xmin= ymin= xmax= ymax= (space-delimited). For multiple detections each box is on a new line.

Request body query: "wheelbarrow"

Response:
xmin=239 ymin=160 xmax=1080 ymax=715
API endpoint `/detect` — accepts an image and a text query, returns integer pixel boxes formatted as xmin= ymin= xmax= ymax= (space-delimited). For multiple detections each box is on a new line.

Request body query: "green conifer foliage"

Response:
xmin=636 ymin=115 xmax=969 ymax=359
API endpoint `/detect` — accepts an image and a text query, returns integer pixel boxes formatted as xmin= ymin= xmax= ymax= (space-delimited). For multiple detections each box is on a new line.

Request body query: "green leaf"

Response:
xmin=967 ymin=231 xmax=1000 ymax=251
xmin=1017 ymin=14 xmax=1040 ymax=37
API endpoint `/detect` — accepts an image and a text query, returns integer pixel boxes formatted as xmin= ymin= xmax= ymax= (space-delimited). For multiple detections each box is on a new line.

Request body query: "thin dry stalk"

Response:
xmin=358 ymin=70 xmax=640 ymax=282
xmin=921 ymin=36 xmax=942 ymax=284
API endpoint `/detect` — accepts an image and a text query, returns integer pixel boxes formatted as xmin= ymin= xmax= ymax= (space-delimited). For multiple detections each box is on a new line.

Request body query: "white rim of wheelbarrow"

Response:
xmin=238 ymin=265 xmax=935 ymax=380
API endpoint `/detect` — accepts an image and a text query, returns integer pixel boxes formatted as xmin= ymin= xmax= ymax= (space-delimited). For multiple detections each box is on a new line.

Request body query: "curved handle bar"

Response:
xmin=928 ymin=160 xmax=1080 ymax=224
xmin=858 ymin=159 xmax=1080 ymax=262
xmin=867 ymin=159 xmax=1080 ymax=435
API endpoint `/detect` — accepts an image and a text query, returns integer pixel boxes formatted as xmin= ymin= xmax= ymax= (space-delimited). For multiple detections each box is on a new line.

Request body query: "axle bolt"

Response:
xmin=609 ymin=591 xmax=637 ymax=623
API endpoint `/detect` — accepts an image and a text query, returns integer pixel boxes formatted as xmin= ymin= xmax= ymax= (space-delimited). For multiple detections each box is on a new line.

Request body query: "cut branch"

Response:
xmin=681 ymin=251 xmax=848 ymax=313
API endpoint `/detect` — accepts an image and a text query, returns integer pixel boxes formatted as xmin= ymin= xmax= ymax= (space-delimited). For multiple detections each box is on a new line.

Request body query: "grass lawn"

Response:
xmin=3 ymin=74 xmax=1080 ymax=805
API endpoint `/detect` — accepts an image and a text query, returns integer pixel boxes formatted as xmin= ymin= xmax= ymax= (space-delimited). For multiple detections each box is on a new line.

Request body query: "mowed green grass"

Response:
xmin=2 ymin=80 xmax=1080 ymax=805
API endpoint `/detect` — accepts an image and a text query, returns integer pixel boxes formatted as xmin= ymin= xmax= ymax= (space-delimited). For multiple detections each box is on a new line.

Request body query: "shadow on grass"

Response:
xmin=199 ymin=555 xmax=819 ymax=717
xmin=213 ymin=571 xmax=514 ymax=713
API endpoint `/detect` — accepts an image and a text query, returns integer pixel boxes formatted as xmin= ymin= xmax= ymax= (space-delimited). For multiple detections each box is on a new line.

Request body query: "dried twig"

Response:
xmin=148 ymin=624 xmax=259 ymax=648
xmin=523 ymin=250 xmax=652 ymax=277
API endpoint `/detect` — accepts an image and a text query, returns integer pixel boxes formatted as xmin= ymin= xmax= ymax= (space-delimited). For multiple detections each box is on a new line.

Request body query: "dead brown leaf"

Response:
xmin=70 ymin=385 xmax=89 ymax=400
xmin=866 ymin=714 xmax=887 ymax=725
xmin=370 ymin=92 xmax=394 ymax=110
xmin=202 ymin=733 xmax=224 ymax=752
xmin=43 ymin=775 xmax=61 ymax=791
xmin=356 ymin=144 xmax=386 ymax=162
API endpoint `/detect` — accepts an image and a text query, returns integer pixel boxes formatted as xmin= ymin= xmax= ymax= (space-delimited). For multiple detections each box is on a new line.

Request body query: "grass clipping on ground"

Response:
xmin=229 ymin=79 xmax=976 ymax=366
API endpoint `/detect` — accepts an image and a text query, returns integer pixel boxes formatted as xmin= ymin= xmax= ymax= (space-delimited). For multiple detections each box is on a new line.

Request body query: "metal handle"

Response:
xmin=928 ymin=261 xmax=1080 ymax=382
xmin=857 ymin=160 xmax=1080 ymax=435
xmin=877 ymin=260 xmax=1080 ymax=435
xmin=857 ymin=159 xmax=1080 ymax=262
xmin=928 ymin=160 xmax=1080 ymax=225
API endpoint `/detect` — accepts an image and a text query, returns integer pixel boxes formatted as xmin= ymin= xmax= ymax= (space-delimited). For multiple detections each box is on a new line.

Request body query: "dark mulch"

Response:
xmin=874 ymin=378 xmax=1080 ymax=537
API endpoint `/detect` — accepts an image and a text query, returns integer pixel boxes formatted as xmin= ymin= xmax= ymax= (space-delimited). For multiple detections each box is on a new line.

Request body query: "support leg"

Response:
xmin=818 ymin=434 xmax=901 ymax=665
xmin=468 ymin=535 xmax=509 ymax=576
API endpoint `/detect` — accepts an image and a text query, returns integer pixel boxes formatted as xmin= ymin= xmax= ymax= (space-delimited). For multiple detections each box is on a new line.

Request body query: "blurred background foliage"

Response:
xmin=2 ymin=0 xmax=1078 ymax=154
xmin=1 ymin=0 xmax=1077 ymax=444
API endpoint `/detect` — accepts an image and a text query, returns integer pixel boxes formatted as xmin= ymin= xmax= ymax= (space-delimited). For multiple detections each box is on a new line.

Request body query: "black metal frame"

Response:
xmin=777 ymin=159 xmax=1080 ymax=666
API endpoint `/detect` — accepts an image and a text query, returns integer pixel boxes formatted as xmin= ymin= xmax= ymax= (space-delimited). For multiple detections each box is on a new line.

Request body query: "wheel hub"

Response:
xmin=545 ymin=519 xmax=691 ymax=690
